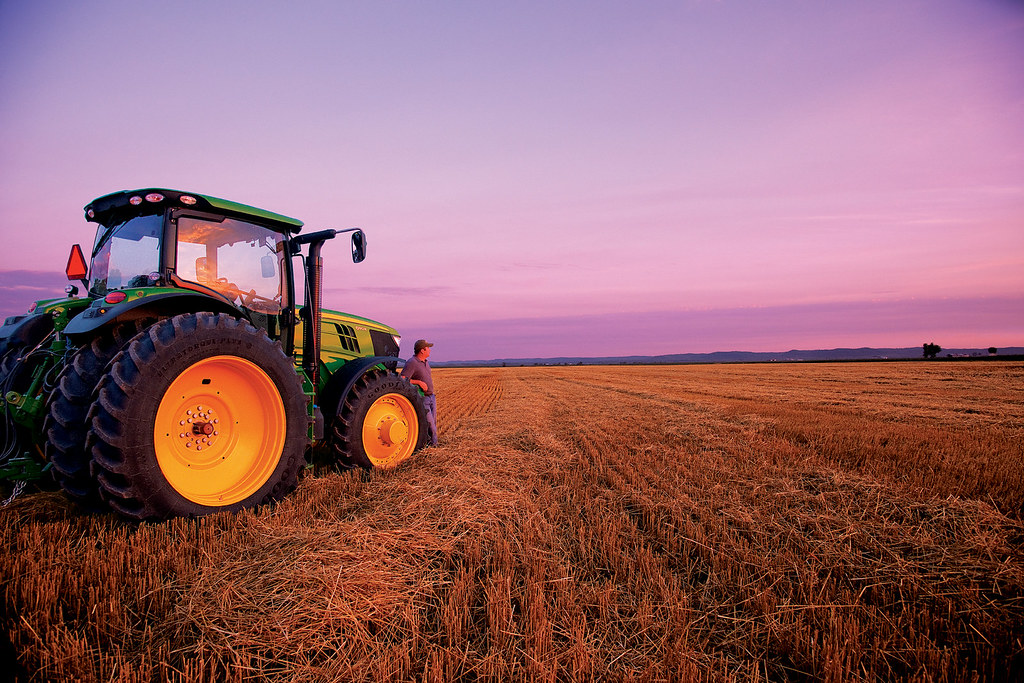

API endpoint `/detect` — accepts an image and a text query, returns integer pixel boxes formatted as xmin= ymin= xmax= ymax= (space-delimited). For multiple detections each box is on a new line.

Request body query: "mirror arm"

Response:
xmin=292 ymin=229 xmax=338 ymax=246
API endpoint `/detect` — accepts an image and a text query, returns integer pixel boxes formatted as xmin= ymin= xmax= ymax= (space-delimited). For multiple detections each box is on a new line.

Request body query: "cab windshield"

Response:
xmin=175 ymin=216 xmax=287 ymax=314
xmin=88 ymin=214 xmax=163 ymax=296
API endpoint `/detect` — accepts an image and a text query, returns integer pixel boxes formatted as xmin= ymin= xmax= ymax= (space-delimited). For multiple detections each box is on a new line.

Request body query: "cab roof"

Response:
xmin=84 ymin=188 xmax=305 ymax=234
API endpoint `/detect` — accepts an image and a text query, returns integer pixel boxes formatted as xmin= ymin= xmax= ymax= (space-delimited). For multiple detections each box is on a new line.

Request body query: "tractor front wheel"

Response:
xmin=89 ymin=313 xmax=309 ymax=521
xmin=331 ymin=371 xmax=428 ymax=470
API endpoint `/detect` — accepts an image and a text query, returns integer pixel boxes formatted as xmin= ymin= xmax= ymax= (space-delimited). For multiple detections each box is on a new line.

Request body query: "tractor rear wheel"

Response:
xmin=89 ymin=312 xmax=308 ymax=521
xmin=44 ymin=321 xmax=152 ymax=509
xmin=2 ymin=329 xmax=56 ymax=467
xmin=0 ymin=345 xmax=29 ymax=396
xmin=0 ymin=343 xmax=34 ymax=461
xmin=331 ymin=370 xmax=428 ymax=470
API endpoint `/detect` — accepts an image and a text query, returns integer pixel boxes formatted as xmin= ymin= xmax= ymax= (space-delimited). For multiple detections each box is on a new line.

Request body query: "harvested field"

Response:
xmin=2 ymin=361 xmax=1022 ymax=681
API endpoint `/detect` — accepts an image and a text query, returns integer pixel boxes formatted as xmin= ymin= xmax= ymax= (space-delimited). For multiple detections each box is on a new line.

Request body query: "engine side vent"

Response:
xmin=334 ymin=323 xmax=361 ymax=354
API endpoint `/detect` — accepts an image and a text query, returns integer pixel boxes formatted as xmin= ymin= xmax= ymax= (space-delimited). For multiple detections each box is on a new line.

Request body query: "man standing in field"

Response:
xmin=401 ymin=339 xmax=438 ymax=446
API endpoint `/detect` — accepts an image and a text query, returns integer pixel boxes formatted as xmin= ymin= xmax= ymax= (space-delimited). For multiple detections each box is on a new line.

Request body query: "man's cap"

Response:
xmin=414 ymin=339 xmax=434 ymax=353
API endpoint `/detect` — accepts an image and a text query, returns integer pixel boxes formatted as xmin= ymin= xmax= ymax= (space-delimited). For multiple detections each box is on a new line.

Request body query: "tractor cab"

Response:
xmin=66 ymin=189 xmax=305 ymax=345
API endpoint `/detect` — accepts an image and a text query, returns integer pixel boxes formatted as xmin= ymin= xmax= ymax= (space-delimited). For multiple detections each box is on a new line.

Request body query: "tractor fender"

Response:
xmin=0 ymin=311 xmax=55 ymax=356
xmin=63 ymin=291 xmax=243 ymax=341
xmin=317 ymin=355 xmax=401 ymax=428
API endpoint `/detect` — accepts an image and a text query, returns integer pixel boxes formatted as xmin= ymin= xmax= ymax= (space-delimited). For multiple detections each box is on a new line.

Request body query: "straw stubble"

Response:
xmin=2 ymin=362 xmax=1021 ymax=681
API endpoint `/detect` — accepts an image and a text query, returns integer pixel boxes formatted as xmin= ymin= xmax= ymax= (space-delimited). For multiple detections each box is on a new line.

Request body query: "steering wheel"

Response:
xmin=211 ymin=278 xmax=244 ymax=302
xmin=241 ymin=288 xmax=282 ymax=312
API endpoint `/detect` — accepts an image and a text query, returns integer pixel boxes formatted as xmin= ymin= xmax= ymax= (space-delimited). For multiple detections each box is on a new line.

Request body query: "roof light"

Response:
xmin=180 ymin=195 xmax=197 ymax=205
xmin=145 ymin=193 xmax=165 ymax=203
xmin=129 ymin=196 xmax=142 ymax=205
xmin=28 ymin=302 xmax=37 ymax=313
xmin=104 ymin=291 xmax=127 ymax=304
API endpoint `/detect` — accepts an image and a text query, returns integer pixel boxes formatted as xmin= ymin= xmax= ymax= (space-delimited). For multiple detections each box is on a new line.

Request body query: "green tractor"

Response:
xmin=0 ymin=189 xmax=429 ymax=521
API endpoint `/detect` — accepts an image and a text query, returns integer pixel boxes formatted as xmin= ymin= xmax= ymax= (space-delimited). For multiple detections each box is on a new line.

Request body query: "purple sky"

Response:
xmin=1 ymin=1 xmax=1022 ymax=361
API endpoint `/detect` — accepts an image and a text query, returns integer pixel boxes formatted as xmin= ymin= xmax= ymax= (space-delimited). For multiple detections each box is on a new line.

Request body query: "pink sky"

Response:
xmin=1 ymin=1 xmax=1022 ymax=361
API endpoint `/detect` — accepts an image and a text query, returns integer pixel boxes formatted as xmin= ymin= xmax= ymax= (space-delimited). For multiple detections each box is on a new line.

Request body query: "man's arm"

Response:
xmin=401 ymin=361 xmax=428 ymax=392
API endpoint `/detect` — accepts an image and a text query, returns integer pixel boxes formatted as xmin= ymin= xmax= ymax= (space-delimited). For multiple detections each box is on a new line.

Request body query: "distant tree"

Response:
xmin=923 ymin=342 xmax=941 ymax=359
xmin=989 ymin=347 xmax=998 ymax=356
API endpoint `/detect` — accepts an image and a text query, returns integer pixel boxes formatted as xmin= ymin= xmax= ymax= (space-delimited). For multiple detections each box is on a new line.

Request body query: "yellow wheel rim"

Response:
xmin=362 ymin=393 xmax=420 ymax=468
xmin=154 ymin=356 xmax=286 ymax=506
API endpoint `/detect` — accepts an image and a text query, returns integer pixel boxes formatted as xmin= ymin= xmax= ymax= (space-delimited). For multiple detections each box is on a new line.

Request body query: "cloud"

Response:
xmin=411 ymin=296 xmax=1024 ymax=361
xmin=0 ymin=270 xmax=71 ymax=318
xmin=6 ymin=269 xmax=1019 ymax=365
xmin=325 ymin=285 xmax=455 ymax=298
xmin=494 ymin=262 xmax=588 ymax=272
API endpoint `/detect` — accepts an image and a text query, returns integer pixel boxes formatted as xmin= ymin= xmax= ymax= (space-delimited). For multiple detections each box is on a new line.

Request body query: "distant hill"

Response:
xmin=435 ymin=347 xmax=1024 ymax=367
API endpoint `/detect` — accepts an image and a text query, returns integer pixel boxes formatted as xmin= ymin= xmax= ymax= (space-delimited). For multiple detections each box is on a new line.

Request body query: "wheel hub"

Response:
xmin=376 ymin=414 xmax=409 ymax=447
xmin=192 ymin=421 xmax=215 ymax=436
xmin=176 ymin=404 xmax=221 ymax=451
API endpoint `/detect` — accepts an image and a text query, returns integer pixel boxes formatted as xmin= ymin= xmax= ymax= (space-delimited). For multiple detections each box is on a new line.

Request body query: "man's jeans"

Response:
xmin=423 ymin=393 xmax=438 ymax=446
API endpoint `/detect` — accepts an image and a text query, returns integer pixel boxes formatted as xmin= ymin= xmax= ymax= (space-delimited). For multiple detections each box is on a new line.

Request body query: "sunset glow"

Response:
xmin=1 ymin=1 xmax=1021 ymax=361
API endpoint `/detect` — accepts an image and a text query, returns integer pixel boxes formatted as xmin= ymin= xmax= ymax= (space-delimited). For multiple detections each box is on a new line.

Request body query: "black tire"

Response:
xmin=331 ymin=370 xmax=428 ymax=470
xmin=2 ymin=337 xmax=57 ymax=472
xmin=44 ymin=321 xmax=152 ymax=510
xmin=0 ymin=346 xmax=25 ymax=393
xmin=1 ymin=344 xmax=31 ymax=462
xmin=88 ymin=312 xmax=309 ymax=521
xmin=0 ymin=342 xmax=39 ymax=399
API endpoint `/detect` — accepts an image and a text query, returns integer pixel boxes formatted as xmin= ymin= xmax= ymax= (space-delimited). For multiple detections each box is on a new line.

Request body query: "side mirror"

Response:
xmin=351 ymin=230 xmax=366 ymax=263
xmin=261 ymin=253 xmax=276 ymax=278
xmin=195 ymin=257 xmax=209 ymax=282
